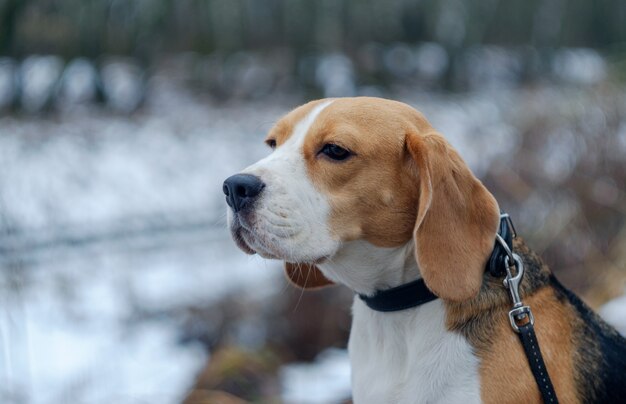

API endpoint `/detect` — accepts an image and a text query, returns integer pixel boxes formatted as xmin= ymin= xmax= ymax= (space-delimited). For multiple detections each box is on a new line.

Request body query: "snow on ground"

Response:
xmin=1 ymin=80 xmax=625 ymax=403
xmin=1 ymin=236 xmax=282 ymax=403
xmin=281 ymin=348 xmax=351 ymax=404
xmin=0 ymin=81 xmax=289 ymax=403
xmin=600 ymin=290 xmax=626 ymax=336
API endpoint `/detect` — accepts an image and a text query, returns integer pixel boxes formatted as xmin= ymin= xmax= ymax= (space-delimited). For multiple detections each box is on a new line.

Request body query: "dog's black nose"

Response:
xmin=222 ymin=174 xmax=265 ymax=212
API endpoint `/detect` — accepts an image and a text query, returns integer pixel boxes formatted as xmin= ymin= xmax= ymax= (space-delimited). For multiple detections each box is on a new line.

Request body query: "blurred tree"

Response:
xmin=0 ymin=0 xmax=28 ymax=54
xmin=1 ymin=0 xmax=625 ymax=59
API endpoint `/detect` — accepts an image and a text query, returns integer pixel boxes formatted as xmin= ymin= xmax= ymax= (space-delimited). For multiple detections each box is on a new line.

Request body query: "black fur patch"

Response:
xmin=551 ymin=276 xmax=626 ymax=403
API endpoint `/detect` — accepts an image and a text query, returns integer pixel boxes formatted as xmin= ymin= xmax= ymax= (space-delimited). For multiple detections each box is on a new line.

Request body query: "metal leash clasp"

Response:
xmin=504 ymin=255 xmax=534 ymax=333
xmin=495 ymin=233 xmax=534 ymax=333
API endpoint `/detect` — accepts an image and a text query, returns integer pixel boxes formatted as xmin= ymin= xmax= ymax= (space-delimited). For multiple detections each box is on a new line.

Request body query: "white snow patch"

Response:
xmin=281 ymin=348 xmax=352 ymax=404
xmin=0 ymin=92 xmax=290 ymax=403
xmin=600 ymin=291 xmax=626 ymax=337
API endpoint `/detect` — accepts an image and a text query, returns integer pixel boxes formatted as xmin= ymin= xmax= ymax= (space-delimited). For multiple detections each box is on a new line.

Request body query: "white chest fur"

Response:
xmin=349 ymin=298 xmax=482 ymax=404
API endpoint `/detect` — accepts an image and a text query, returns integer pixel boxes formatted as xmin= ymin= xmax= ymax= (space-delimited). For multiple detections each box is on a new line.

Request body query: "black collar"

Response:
xmin=359 ymin=213 xmax=515 ymax=312
xmin=358 ymin=277 xmax=437 ymax=312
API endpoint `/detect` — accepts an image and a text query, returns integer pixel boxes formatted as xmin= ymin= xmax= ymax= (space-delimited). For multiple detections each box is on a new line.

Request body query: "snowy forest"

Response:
xmin=1 ymin=1 xmax=626 ymax=403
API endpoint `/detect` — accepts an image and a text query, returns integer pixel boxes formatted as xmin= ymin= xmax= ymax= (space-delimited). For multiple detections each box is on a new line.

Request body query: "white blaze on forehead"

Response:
xmin=240 ymin=99 xmax=338 ymax=262
xmin=287 ymin=100 xmax=335 ymax=149
xmin=245 ymin=99 xmax=334 ymax=172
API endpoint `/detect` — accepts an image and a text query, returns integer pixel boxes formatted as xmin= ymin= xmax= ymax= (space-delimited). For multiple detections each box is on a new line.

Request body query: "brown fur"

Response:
xmin=304 ymin=98 xmax=426 ymax=247
xmin=405 ymin=131 xmax=500 ymax=301
xmin=284 ymin=262 xmax=334 ymax=289
xmin=265 ymin=100 xmax=326 ymax=147
xmin=476 ymin=287 xmax=578 ymax=403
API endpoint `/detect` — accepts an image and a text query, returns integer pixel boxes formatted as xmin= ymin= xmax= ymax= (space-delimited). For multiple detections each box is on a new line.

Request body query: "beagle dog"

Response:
xmin=223 ymin=97 xmax=626 ymax=403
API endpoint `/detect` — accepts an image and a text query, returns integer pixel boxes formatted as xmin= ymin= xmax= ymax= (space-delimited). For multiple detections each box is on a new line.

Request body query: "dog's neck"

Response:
xmin=317 ymin=240 xmax=421 ymax=296
xmin=334 ymin=240 xmax=483 ymax=402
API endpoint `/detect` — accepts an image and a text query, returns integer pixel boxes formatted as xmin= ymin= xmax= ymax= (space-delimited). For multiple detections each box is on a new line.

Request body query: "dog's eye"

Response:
xmin=320 ymin=144 xmax=352 ymax=161
xmin=266 ymin=139 xmax=277 ymax=149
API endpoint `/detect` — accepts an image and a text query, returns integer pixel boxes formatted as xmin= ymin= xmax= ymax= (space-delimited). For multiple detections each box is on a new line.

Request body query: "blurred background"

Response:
xmin=1 ymin=1 xmax=625 ymax=403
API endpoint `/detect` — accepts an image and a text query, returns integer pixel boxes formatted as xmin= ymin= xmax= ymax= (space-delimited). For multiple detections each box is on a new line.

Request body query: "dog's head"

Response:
xmin=223 ymin=97 xmax=499 ymax=301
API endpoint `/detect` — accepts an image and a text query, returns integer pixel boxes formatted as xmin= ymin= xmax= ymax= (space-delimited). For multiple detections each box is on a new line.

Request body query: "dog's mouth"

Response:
xmin=229 ymin=213 xmax=331 ymax=263
xmin=229 ymin=214 xmax=281 ymax=259
xmin=231 ymin=226 xmax=257 ymax=255
xmin=228 ymin=204 xmax=336 ymax=264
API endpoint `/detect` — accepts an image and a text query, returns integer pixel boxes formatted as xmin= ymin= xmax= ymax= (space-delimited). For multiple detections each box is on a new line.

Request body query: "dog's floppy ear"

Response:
xmin=284 ymin=262 xmax=334 ymax=289
xmin=406 ymin=131 xmax=499 ymax=302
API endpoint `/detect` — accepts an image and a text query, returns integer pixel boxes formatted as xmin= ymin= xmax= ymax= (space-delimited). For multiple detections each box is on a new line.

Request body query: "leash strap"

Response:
xmin=496 ymin=215 xmax=559 ymax=404
xmin=517 ymin=322 xmax=558 ymax=403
